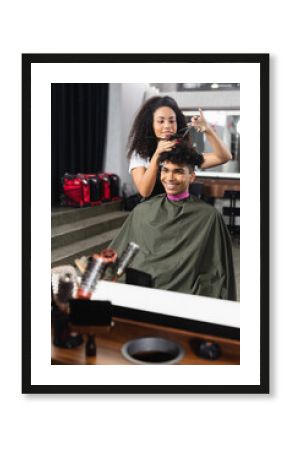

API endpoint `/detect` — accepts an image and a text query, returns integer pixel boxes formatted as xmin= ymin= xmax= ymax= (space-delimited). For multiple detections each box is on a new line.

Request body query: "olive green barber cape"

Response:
xmin=111 ymin=194 xmax=237 ymax=301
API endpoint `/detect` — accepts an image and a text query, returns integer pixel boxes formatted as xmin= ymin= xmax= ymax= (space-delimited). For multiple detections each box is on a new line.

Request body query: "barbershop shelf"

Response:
xmin=195 ymin=176 xmax=240 ymax=198
xmin=52 ymin=210 xmax=129 ymax=250
xmin=51 ymin=200 xmax=129 ymax=268
xmin=51 ymin=228 xmax=121 ymax=267
xmin=52 ymin=199 xmax=123 ymax=227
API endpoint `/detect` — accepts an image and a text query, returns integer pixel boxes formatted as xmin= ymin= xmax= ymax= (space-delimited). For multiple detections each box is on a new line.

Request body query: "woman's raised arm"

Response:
xmin=191 ymin=108 xmax=232 ymax=169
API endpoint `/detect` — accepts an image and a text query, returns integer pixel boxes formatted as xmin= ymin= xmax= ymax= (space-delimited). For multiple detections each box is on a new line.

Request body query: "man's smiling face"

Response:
xmin=160 ymin=161 xmax=196 ymax=196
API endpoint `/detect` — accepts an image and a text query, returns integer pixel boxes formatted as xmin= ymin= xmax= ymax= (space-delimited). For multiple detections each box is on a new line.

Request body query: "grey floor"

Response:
xmin=231 ymin=237 xmax=240 ymax=301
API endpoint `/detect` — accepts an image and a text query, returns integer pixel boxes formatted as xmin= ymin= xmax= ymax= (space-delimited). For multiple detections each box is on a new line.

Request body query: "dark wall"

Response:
xmin=51 ymin=83 xmax=109 ymax=206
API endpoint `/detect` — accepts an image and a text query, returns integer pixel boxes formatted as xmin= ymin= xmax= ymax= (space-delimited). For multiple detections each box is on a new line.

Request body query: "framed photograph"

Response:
xmin=22 ymin=53 xmax=269 ymax=394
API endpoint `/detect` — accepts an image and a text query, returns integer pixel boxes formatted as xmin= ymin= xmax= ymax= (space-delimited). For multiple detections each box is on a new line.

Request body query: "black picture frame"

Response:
xmin=22 ymin=53 xmax=269 ymax=394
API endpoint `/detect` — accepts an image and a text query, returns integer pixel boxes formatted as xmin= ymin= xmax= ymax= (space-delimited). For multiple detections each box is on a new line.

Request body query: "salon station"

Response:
xmin=51 ymin=83 xmax=240 ymax=366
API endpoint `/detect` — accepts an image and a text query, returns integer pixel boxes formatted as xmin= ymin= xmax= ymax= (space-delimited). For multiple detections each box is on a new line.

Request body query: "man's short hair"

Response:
xmin=158 ymin=142 xmax=204 ymax=171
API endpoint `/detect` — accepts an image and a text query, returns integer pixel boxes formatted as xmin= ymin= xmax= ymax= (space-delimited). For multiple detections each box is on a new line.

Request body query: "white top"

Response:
xmin=128 ymin=151 xmax=150 ymax=173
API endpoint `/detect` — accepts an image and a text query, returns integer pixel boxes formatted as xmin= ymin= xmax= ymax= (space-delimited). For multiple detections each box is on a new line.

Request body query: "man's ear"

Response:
xmin=189 ymin=171 xmax=196 ymax=184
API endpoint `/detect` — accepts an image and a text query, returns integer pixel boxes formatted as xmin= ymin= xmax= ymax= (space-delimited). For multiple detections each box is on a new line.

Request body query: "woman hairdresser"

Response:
xmin=127 ymin=95 xmax=232 ymax=198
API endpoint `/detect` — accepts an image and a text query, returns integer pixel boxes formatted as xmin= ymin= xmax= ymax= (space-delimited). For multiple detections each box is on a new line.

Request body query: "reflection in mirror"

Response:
xmin=183 ymin=110 xmax=240 ymax=174
xmin=51 ymin=83 xmax=240 ymax=336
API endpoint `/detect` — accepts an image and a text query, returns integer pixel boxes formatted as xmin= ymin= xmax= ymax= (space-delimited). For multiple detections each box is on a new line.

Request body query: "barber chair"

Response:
xmin=189 ymin=182 xmax=215 ymax=205
xmin=189 ymin=182 xmax=204 ymax=199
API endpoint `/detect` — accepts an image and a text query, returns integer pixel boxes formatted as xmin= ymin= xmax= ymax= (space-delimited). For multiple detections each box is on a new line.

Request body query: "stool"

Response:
xmin=222 ymin=190 xmax=240 ymax=236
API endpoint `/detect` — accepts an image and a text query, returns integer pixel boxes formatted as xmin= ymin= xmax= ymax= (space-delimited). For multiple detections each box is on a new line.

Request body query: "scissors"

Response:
xmin=146 ymin=115 xmax=199 ymax=142
xmin=161 ymin=122 xmax=194 ymax=142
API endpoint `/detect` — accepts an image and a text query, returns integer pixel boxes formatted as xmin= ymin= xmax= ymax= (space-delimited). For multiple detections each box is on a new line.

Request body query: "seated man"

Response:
xmin=111 ymin=144 xmax=237 ymax=301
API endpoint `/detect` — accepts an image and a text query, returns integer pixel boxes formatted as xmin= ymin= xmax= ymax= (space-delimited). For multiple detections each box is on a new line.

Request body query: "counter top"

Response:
xmin=196 ymin=171 xmax=240 ymax=180
xmin=52 ymin=317 xmax=240 ymax=365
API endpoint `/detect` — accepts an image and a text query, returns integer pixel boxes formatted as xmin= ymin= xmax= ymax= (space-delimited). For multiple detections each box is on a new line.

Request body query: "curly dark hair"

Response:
xmin=158 ymin=142 xmax=204 ymax=171
xmin=127 ymin=95 xmax=188 ymax=159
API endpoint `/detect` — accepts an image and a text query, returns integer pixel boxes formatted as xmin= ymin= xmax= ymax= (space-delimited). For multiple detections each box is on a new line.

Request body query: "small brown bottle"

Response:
xmin=85 ymin=334 xmax=96 ymax=357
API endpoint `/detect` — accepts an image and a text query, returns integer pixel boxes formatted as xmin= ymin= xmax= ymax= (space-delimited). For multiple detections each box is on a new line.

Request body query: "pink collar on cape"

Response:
xmin=167 ymin=191 xmax=190 ymax=201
